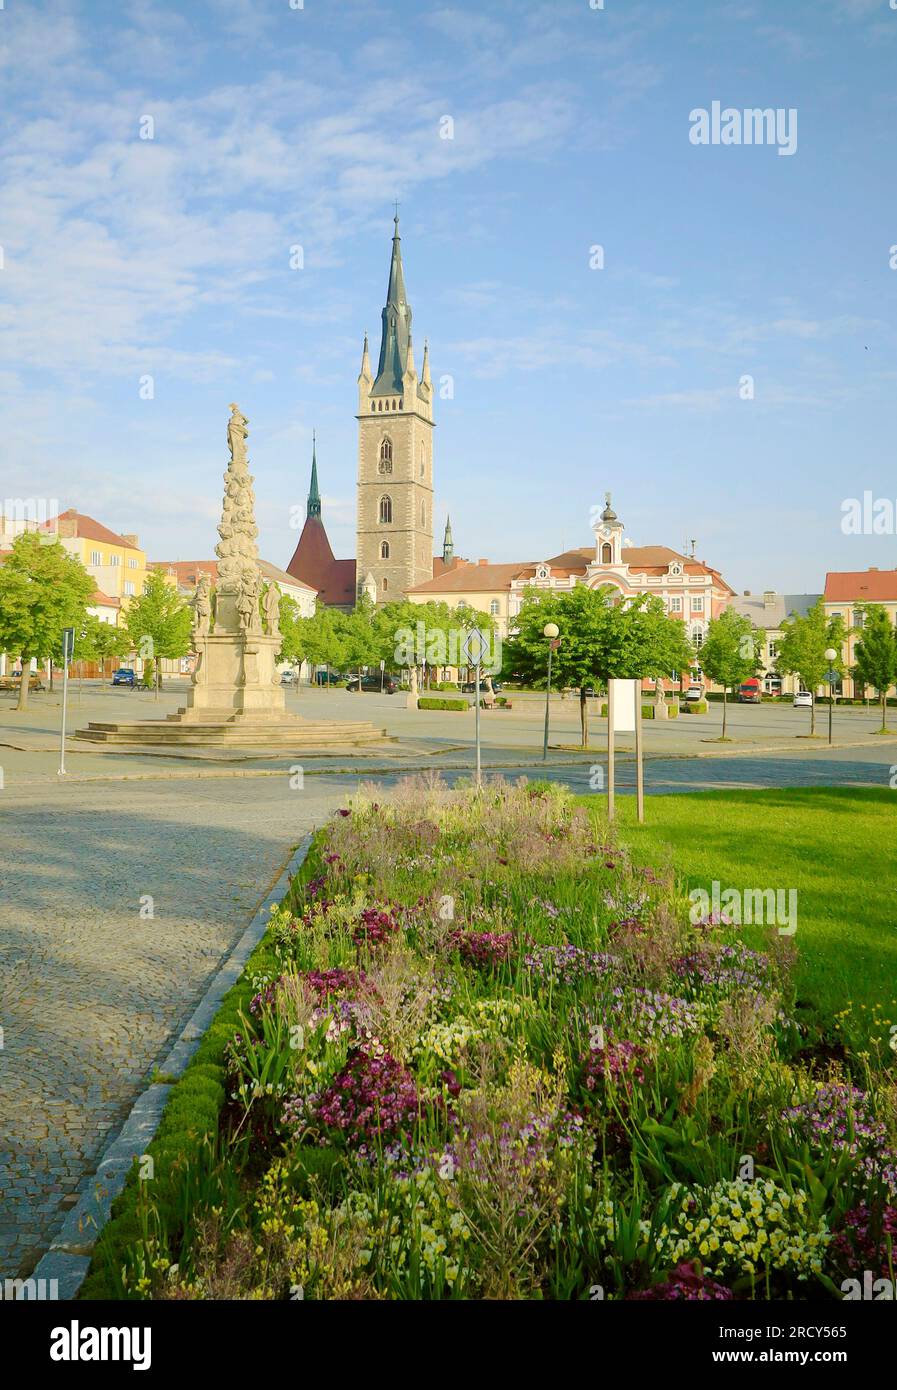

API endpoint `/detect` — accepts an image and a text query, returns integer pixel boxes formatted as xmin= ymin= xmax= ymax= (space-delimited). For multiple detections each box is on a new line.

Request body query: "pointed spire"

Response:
xmin=307 ymin=432 xmax=321 ymax=519
xmin=404 ymin=332 xmax=417 ymax=383
xmin=373 ymin=212 xmax=413 ymax=395
xmin=442 ymin=514 xmax=454 ymax=564
xmin=359 ymin=332 xmax=372 ymax=384
xmin=421 ymin=338 xmax=431 ymax=387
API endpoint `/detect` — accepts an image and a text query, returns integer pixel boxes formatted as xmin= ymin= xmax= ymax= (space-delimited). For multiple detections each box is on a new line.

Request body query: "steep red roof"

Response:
xmin=286 ymin=516 xmax=356 ymax=607
xmin=89 ymin=589 xmax=121 ymax=608
xmin=825 ymin=569 xmax=897 ymax=603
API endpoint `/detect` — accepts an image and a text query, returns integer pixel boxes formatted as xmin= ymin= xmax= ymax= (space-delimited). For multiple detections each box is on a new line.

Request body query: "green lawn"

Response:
xmin=597 ymin=787 xmax=897 ymax=1052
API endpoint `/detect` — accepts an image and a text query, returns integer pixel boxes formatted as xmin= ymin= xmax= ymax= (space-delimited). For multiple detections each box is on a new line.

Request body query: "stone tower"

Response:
xmin=356 ymin=214 xmax=434 ymax=602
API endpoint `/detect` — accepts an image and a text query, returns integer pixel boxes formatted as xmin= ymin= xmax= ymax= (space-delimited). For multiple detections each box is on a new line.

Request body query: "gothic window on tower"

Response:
xmin=380 ymin=540 xmax=390 ymax=559
xmin=382 ymin=577 xmax=388 ymax=591
xmin=601 ymin=543 xmax=612 ymax=564
xmin=379 ymin=438 xmax=393 ymax=474
xmin=419 ymin=443 xmax=425 ymax=478
xmin=379 ymin=495 xmax=392 ymax=524
xmin=420 ymin=501 xmax=426 ymax=527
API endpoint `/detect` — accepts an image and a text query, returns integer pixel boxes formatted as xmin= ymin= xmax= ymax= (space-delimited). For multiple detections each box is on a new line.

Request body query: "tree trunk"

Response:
xmin=810 ymin=695 xmax=816 ymax=736
xmin=722 ymin=689 xmax=728 ymax=738
xmin=580 ymin=688 xmax=588 ymax=748
xmin=882 ymin=691 xmax=888 ymax=733
xmin=49 ymin=659 xmax=54 ymax=692
xmin=16 ymin=659 xmax=30 ymax=710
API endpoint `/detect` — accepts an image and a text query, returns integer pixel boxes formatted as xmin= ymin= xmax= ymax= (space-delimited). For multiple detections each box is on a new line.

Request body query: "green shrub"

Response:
xmin=417 ymin=697 xmax=468 ymax=711
xmin=680 ymin=699 xmax=708 ymax=714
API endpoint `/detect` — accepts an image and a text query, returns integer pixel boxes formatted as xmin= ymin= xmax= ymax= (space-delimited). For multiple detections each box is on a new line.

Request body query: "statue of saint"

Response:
xmin=237 ymin=568 xmax=261 ymax=634
xmin=191 ymin=574 xmax=212 ymax=644
xmin=264 ymin=582 xmax=281 ymax=640
xmin=227 ymin=403 xmax=249 ymax=463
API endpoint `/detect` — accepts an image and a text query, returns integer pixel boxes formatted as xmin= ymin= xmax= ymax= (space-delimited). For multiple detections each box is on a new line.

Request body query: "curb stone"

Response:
xmin=28 ymin=833 xmax=314 ymax=1301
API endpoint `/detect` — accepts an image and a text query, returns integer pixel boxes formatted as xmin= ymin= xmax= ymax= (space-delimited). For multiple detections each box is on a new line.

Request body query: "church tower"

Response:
xmin=356 ymin=214 xmax=435 ymax=602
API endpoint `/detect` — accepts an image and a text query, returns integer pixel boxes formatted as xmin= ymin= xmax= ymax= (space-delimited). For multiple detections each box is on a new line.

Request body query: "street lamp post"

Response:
xmin=825 ymin=647 xmax=838 ymax=746
xmin=542 ymin=623 xmax=560 ymax=760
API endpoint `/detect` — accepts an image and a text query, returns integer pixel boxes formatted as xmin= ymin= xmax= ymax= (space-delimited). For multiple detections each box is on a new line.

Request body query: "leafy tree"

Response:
xmin=124 ymin=572 xmax=191 ymax=700
xmin=697 ymin=608 xmax=762 ymax=739
xmin=297 ymin=603 xmax=347 ymax=684
xmin=851 ymin=604 xmax=897 ymax=733
xmin=0 ymin=533 xmax=94 ymax=709
xmin=277 ymin=594 xmax=303 ymax=668
xmin=336 ymin=598 xmax=382 ymax=690
xmin=78 ymin=616 xmax=130 ymax=681
xmin=504 ymin=585 xmax=693 ymax=747
xmin=775 ymin=598 xmax=848 ymax=735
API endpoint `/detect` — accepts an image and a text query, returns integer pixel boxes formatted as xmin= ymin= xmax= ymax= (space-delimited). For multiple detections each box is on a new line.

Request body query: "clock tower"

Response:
xmin=356 ymin=215 xmax=435 ymax=602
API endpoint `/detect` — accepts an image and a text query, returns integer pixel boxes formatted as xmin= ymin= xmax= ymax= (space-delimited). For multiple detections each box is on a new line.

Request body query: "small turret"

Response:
xmin=442 ymin=514 xmax=454 ymax=565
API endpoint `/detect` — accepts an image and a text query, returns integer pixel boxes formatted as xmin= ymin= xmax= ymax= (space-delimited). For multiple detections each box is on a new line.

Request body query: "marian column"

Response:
xmin=181 ymin=403 xmax=285 ymax=720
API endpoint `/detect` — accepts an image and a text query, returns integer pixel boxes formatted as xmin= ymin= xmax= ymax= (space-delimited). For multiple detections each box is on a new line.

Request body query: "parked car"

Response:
xmin=280 ymin=668 xmax=297 ymax=686
xmin=112 ymin=667 xmax=137 ymax=687
xmin=793 ymin=690 xmax=813 ymax=708
xmin=346 ymin=674 xmax=398 ymax=694
xmin=314 ymin=670 xmax=343 ymax=686
xmin=461 ymin=679 xmax=503 ymax=694
xmin=738 ymin=679 xmax=762 ymax=703
xmin=684 ymin=684 xmax=705 ymax=703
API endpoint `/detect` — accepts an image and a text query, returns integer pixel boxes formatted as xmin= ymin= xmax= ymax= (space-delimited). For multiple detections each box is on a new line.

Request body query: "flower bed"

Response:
xmin=82 ymin=777 xmax=896 ymax=1301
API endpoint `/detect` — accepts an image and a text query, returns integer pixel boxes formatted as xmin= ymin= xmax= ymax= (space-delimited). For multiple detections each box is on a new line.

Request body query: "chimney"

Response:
xmin=743 ymin=590 xmax=751 ymax=596
xmin=763 ymin=590 xmax=776 ymax=609
xmin=478 ymin=558 xmax=489 ymax=566
xmin=869 ymin=566 xmax=878 ymax=572
xmin=121 ymin=534 xmax=139 ymax=548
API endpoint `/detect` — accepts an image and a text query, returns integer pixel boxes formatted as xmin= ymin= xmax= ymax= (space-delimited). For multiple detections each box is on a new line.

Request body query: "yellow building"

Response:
xmin=824 ymin=567 xmax=897 ymax=697
xmin=44 ymin=509 xmax=147 ymax=619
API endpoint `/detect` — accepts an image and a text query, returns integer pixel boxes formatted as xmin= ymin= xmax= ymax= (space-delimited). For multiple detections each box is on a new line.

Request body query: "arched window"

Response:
xmin=379 ymin=438 xmax=393 ymax=474
xmin=601 ymin=543 xmax=612 ymax=564
xmin=381 ymin=576 xmax=388 ymax=591
xmin=379 ymin=495 xmax=392 ymax=524
xmin=489 ymin=599 xmax=500 ymax=616
xmin=420 ymin=501 xmax=426 ymax=527
xmin=693 ymin=628 xmax=705 ymax=650
xmin=419 ymin=443 xmax=426 ymax=478
xmin=380 ymin=540 xmax=390 ymax=559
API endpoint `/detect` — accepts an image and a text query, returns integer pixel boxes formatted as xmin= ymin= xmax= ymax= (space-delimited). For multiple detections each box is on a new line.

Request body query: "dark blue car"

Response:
xmin=112 ymin=667 xmax=137 ymax=687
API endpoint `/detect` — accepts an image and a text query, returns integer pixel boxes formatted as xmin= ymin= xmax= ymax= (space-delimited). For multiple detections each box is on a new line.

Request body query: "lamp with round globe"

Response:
xmin=542 ymin=622 xmax=560 ymax=760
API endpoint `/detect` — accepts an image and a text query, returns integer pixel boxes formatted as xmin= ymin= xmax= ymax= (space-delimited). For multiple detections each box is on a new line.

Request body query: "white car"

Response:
xmin=684 ymin=685 xmax=705 ymax=703
xmin=280 ymin=669 xmax=298 ymax=686
xmin=793 ymin=690 xmax=813 ymax=708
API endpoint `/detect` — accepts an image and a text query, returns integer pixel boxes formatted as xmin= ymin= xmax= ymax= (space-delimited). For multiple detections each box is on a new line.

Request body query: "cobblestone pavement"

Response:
xmin=0 ymin=775 xmax=354 ymax=1279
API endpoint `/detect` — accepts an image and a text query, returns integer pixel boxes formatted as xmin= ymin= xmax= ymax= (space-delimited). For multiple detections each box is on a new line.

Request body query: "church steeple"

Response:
xmin=442 ymin=514 xmax=454 ymax=564
xmin=373 ymin=212 xmax=413 ymax=395
xmin=307 ymin=432 xmax=321 ymax=519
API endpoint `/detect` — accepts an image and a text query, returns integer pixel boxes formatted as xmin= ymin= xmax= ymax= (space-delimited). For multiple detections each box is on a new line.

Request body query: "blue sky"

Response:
xmin=2 ymin=0 xmax=895 ymax=593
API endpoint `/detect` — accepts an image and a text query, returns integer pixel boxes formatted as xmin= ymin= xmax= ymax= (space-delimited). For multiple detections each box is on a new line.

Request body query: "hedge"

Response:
xmin=79 ymin=844 xmax=322 ymax=1300
xmin=680 ymin=700 xmax=708 ymax=714
xmin=417 ymin=697 xmax=468 ymax=711
xmin=598 ymin=701 xmax=678 ymax=720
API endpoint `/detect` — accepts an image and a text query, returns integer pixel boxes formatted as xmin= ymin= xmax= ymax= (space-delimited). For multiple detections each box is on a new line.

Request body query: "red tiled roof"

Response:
xmin=286 ymin=517 xmax=355 ymax=607
xmin=825 ymin=569 xmax=897 ymax=603
xmin=90 ymin=589 xmax=121 ymax=607
xmin=408 ymin=561 xmax=534 ymax=595
xmin=150 ymin=558 xmax=315 ymax=594
xmin=42 ymin=509 xmax=141 ymax=549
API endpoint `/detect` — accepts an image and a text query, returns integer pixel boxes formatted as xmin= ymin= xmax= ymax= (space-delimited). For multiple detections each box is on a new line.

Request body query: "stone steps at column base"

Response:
xmin=74 ymin=718 xmax=386 ymax=747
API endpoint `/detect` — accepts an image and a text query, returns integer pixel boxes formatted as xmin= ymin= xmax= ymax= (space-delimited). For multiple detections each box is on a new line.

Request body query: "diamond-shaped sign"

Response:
xmin=461 ymin=628 xmax=489 ymax=667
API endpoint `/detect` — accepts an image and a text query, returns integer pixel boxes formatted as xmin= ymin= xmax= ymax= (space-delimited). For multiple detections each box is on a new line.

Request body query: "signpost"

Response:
xmin=58 ymin=627 xmax=75 ymax=776
xmin=824 ymin=649 xmax=839 ymax=747
xmin=606 ymin=677 xmax=645 ymax=823
xmin=462 ymin=628 xmax=490 ymax=786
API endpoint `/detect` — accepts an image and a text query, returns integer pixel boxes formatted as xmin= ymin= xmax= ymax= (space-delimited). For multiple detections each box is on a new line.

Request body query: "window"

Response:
xmin=669 ymin=596 xmax=683 ymax=613
xmin=691 ymin=596 xmax=704 ymax=613
xmin=380 ymin=541 xmax=390 ymax=559
xmin=768 ymin=642 xmax=778 ymax=660
xmin=128 ymin=558 xmax=138 ymax=569
xmin=378 ymin=438 xmax=393 ymax=474
xmin=109 ymin=554 xmax=120 ymax=566
xmin=693 ymin=628 xmax=705 ymax=649
xmin=853 ymin=611 xmax=865 ymax=630
xmin=379 ymin=495 xmax=392 ymax=524
xmin=124 ymin=581 xmax=135 ymax=596
xmin=420 ymin=501 xmax=426 ymax=527
xmin=600 ymin=543 xmax=612 ymax=563
xmin=381 ymin=577 xmax=388 ymax=591
xmin=90 ymin=550 xmax=102 ymax=565
xmin=489 ymin=599 xmax=500 ymax=616
xmin=419 ymin=444 xmax=426 ymax=478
